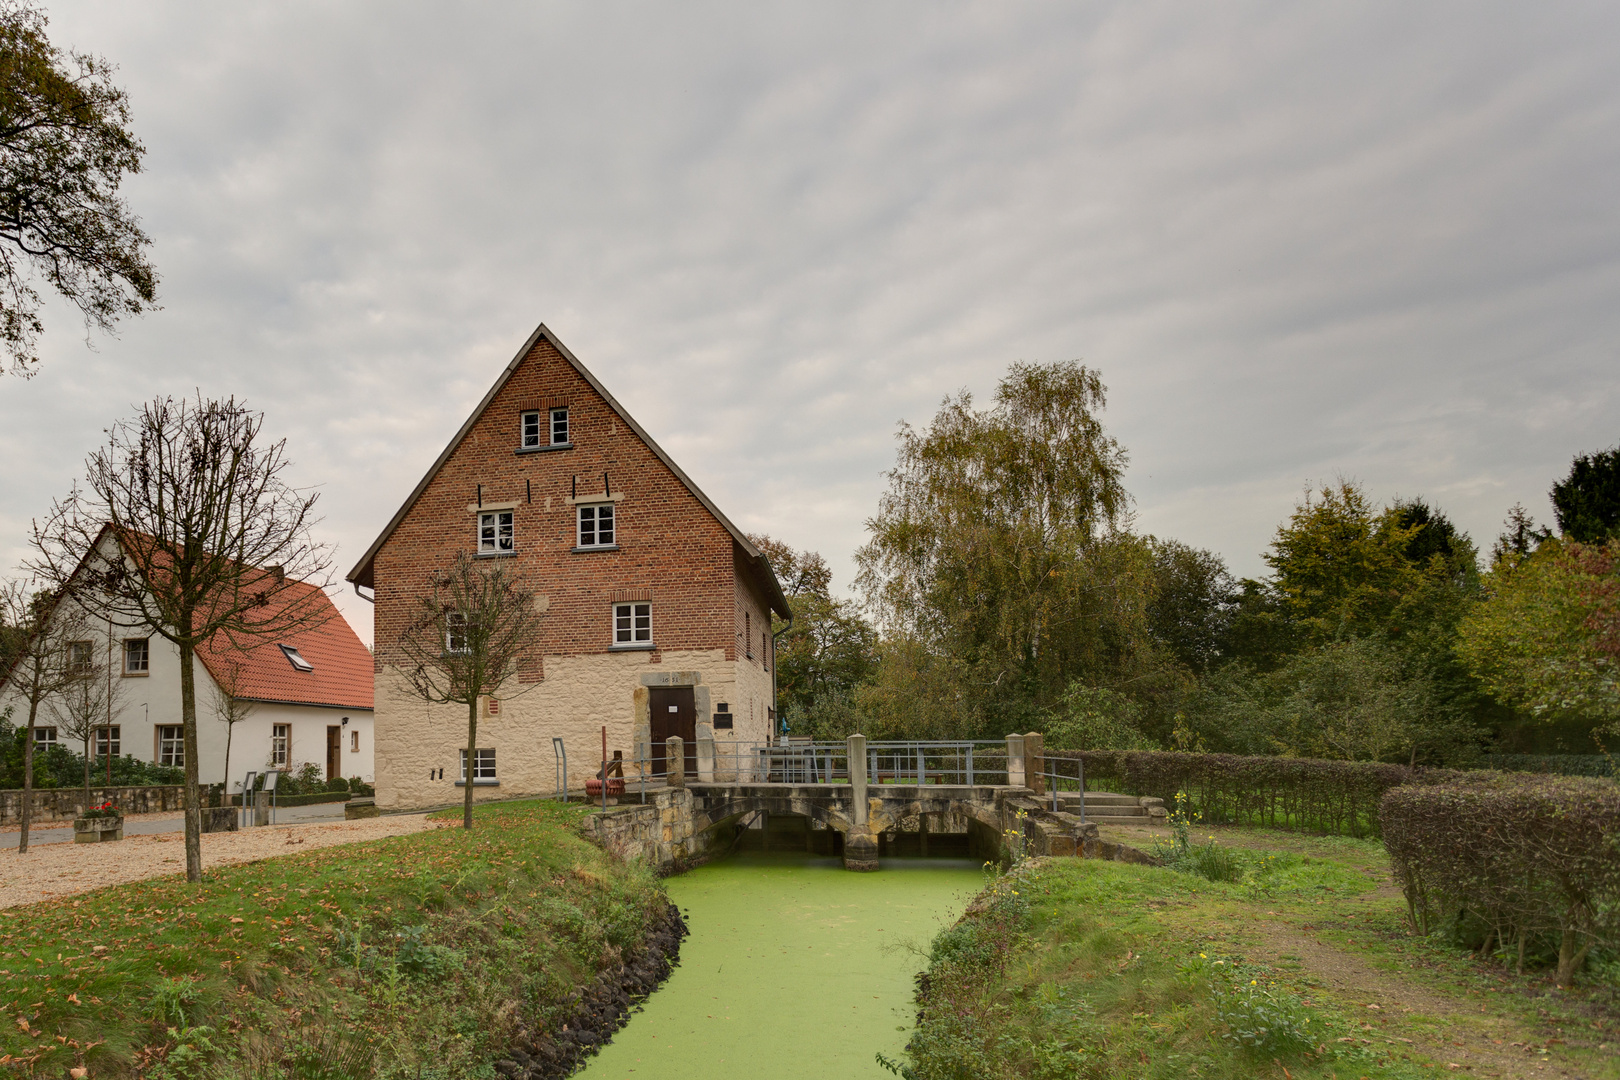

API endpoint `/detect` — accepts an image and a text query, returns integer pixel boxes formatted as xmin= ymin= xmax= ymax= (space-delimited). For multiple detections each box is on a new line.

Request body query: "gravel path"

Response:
xmin=0 ymin=814 xmax=449 ymax=909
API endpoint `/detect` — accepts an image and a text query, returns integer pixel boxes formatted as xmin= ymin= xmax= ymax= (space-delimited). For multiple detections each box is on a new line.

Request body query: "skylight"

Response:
xmin=278 ymin=644 xmax=314 ymax=672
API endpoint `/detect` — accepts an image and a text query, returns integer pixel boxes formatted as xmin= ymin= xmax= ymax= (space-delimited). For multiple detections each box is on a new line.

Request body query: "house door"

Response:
xmin=326 ymin=726 xmax=342 ymax=781
xmin=648 ymin=687 xmax=697 ymax=777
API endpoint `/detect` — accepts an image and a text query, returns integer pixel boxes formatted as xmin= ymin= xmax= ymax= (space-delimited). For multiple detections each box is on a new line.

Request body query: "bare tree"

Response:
xmin=0 ymin=579 xmax=89 ymax=852
xmin=28 ymin=395 xmax=331 ymax=881
xmin=394 ymin=553 xmax=545 ymax=830
xmin=45 ymin=620 xmax=125 ymax=814
xmin=208 ymin=656 xmax=255 ymax=796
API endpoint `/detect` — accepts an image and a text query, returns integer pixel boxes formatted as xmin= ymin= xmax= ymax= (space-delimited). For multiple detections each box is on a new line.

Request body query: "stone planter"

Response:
xmin=344 ymin=797 xmax=378 ymax=820
xmin=72 ymin=816 xmax=124 ymax=843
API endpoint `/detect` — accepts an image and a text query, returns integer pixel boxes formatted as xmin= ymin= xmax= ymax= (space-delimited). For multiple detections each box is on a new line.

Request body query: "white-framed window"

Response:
xmin=67 ymin=640 xmax=94 ymax=675
xmin=94 ymin=725 xmax=120 ymax=759
xmin=32 ymin=726 xmax=57 ymax=749
xmin=350 ymin=730 xmax=360 ymax=753
xmin=520 ymin=410 xmax=542 ymax=448
xmin=460 ymin=747 xmax=497 ymax=783
xmin=271 ymin=724 xmax=290 ymax=767
xmin=550 ymin=407 xmax=569 ymax=445
xmin=158 ymin=725 xmax=184 ymax=767
xmin=123 ymin=637 xmax=149 ymax=675
xmin=478 ymin=510 xmax=514 ymax=554
xmin=613 ymin=602 xmax=651 ymax=645
xmin=576 ymin=503 xmax=614 ymax=548
xmin=445 ymin=611 xmax=469 ymax=654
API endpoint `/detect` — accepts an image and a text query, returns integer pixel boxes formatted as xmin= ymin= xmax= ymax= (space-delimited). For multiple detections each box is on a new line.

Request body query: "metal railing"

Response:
xmin=1038 ymin=757 xmax=1086 ymax=822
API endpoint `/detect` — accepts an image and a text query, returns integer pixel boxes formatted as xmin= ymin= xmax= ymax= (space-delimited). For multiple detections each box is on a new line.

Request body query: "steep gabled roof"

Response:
xmin=195 ymin=581 xmax=373 ymax=710
xmin=345 ymin=323 xmax=790 ymax=617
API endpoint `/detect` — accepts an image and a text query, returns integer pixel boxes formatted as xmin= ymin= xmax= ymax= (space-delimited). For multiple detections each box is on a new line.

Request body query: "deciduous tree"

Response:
xmin=45 ymin=623 xmax=124 ymax=814
xmin=0 ymin=578 xmax=88 ymax=851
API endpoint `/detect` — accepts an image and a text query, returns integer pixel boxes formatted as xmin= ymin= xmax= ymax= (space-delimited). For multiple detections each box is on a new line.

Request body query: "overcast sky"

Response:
xmin=2 ymin=2 xmax=1617 ymax=644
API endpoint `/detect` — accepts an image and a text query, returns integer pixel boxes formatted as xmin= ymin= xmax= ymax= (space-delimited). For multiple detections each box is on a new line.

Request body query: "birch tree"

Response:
xmin=28 ymin=395 xmax=331 ymax=881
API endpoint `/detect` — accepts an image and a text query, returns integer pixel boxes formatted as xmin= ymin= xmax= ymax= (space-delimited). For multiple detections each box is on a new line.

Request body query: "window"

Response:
xmin=278 ymin=644 xmax=314 ymax=672
xmin=158 ymin=725 xmax=184 ymax=767
xmin=350 ymin=730 xmax=360 ymax=753
xmin=478 ymin=510 xmax=514 ymax=554
xmin=123 ymin=638 xmax=149 ymax=675
xmin=613 ymin=602 xmax=651 ymax=646
xmin=67 ymin=641 xmax=94 ymax=675
xmin=445 ymin=611 xmax=469 ymax=654
xmin=576 ymin=503 xmax=614 ymax=548
xmin=94 ymin=725 xmax=120 ymax=759
xmin=520 ymin=411 xmax=542 ymax=448
xmin=271 ymin=724 xmax=290 ymax=767
xmin=550 ymin=407 xmax=569 ymax=445
xmin=459 ymin=747 xmax=497 ymax=784
xmin=32 ymin=727 xmax=57 ymax=749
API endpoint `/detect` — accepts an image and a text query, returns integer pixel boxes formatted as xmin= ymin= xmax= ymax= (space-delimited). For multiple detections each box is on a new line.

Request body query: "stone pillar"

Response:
xmin=1005 ymin=734 xmax=1026 ymax=789
xmin=1025 ymin=731 xmax=1045 ymax=796
xmin=253 ymin=791 xmax=270 ymax=826
xmin=696 ymin=724 xmax=715 ymax=783
xmin=843 ymin=733 xmax=877 ymax=870
xmin=666 ymin=737 xmax=685 ymax=790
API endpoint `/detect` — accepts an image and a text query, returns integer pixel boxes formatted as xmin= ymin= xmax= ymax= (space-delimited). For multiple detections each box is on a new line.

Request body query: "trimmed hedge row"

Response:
xmin=1046 ymin=750 xmax=1466 ymax=838
xmin=1381 ymin=775 xmax=1620 ymax=986
xmin=1482 ymin=753 xmax=1615 ymax=779
xmin=227 ymin=791 xmax=352 ymax=808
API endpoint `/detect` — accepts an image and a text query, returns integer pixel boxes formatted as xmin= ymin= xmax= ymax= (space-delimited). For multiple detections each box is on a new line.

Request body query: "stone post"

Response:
xmin=696 ymin=723 xmax=715 ymax=783
xmin=1025 ymin=731 xmax=1045 ymax=796
xmin=253 ymin=790 xmax=270 ymax=826
xmin=843 ymin=733 xmax=877 ymax=871
xmin=1005 ymin=733 xmax=1026 ymax=789
xmin=666 ymin=737 xmax=686 ymax=790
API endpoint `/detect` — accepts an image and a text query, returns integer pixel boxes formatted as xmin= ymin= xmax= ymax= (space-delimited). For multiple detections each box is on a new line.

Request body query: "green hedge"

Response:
xmin=228 ymin=791 xmax=351 ymax=808
xmin=1047 ymin=749 xmax=1468 ymax=838
xmin=1381 ymin=775 xmax=1620 ymax=986
xmin=1480 ymin=753 xmax=1615 ymax=778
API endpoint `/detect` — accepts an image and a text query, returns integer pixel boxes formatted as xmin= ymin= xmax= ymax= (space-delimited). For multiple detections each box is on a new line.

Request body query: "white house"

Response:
xmin=1 ymin=537 xmax=373 ymax=790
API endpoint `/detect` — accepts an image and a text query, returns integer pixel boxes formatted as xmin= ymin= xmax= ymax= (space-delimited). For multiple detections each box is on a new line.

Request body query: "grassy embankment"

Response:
xmin=889 ymin=827 xmax=1619 ymax=1079
xmin=0 ymin=799 xmax=665 ymax=1079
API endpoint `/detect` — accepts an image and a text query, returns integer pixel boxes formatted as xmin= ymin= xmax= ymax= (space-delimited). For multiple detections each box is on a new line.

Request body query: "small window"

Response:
xmin=613 ymin=602 xmax=652 ymax=645
xmin=278 ymin=644 xmax=314 ymax=672
xmin=158 ymin=725 xmax=185 ymax=767
xmin=94 ymin=725 xmax=120 ymax=759
xmin=350 ymin=730 xmax=360 ymax=753
xmin=520 ymin=411 xmax=542 ymax=448
xmin=551 ymin=407 xmax=569 ymax=445
xmin=445 ymin=611 xmax=470 ymax=654
xmin=478 ymin=510 xmax=515 ymax=554
xmin=271 ymin=724 xmax=290 ymax=767
xmin=32 ymin=726 xmax=57 ymax=749
xmin=67 ymin=641 xmax=94 ymax=675
xmin=745 ymin=611 xmax=752 ymax=658
xmin=576 ymin=503 xmax=615 ymax=548
xmin=460 ymin=747 xmax=497 ymax=783
xmin=124 ymin=638 xmax=149 ymax=675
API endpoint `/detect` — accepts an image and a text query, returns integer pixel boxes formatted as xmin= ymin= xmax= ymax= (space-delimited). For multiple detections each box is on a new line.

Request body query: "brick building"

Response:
xmin=349 ymin=323 xmax=791 ymax=810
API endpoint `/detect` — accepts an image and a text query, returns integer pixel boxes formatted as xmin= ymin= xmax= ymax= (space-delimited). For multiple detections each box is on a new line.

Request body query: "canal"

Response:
xmin=577 ymin=850 xmax=985 ymax=1079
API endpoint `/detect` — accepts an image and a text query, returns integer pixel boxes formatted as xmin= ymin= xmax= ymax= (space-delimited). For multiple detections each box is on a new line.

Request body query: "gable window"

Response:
xmin=521 ymin=411 xmax=543 ymax=448
xmin=67 ymin=640 xmax=94 ymax=675
xmin=94 ymin=725 xmax=120 ymax=759
xmin=550 ymin=407 xmax=569 ymax=445
xmin=445 ymin=611 xmax=470 ymax=654
xmin=279 ymin=644 xmax=314 ymax=672
xmin=158 ymin=725 xmax=184 ymax=767
xmin=518 ymin=407 xmax=570 ymax=453
xmin=459 ymin=747 xmax=497 ymax=785
xmin=478 ymin=510 xmax=514 ymax=555
xmin=576 ymin=504 xmax=615 ymax=549
xmin=123 ymin=638 xmax=149 ymax=675
xmin=271 ymin=724 xmax=290 ymax=767
xmin=613 ymin=602 xmax=652 ymax=646
xmin=32 ymin=727 xmax=57 ymax=749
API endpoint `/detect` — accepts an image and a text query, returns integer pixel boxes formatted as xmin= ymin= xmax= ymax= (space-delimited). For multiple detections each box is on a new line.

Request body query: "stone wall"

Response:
xmin=0 ymin=785 xmax=186 ymax=825
xmin=576 ymin=788 xmax=736 ymax=869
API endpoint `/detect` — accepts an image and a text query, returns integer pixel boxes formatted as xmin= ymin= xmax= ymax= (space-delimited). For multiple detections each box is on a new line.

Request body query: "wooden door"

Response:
xmin=648 ymin=687 xmax=697 ymax=776
xmin=326 ymin=726 xmax=342 ymax=780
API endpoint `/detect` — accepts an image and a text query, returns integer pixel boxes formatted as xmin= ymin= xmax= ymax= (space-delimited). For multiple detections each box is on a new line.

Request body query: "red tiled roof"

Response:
xmin=195 ymin=580 xmax=373 ymax=710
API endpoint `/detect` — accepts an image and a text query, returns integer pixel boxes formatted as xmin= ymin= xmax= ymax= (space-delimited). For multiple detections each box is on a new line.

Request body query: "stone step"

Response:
xmin=1084 ymin=814 xmax=1163 ymax=826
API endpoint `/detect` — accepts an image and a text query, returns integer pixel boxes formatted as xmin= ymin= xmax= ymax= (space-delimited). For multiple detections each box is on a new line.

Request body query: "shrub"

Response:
xmin=1483 ymin=753 xmax=1615 ymax=779
xmin=325 ymin=776 xmax=351 ymax=793
xmin=1381 ymin=774 xmax=1620 ymax=986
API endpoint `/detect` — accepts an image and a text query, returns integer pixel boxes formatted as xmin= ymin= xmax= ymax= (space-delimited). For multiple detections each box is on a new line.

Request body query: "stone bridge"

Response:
xmin=581 ymin=733 xmax=1160 ymax=871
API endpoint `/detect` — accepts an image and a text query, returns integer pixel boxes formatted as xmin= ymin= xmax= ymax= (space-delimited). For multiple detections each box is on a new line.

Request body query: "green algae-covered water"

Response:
xmin=578 ymin=852 xmax=985 ymax=1080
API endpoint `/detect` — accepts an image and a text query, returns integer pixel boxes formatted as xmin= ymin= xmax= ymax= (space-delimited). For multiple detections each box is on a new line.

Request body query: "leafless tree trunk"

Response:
xmin=0 ymin=580 xmax=90 ymax=852
xmin=46 ymin=614 xmax=126 ymax=814
xmin=392 ymin=553 xmax=546 ymax=830
xmin=208 ymin=658 xmax=256 ymax=797
xmin=28 ymin=395 xmax=331 ymax=881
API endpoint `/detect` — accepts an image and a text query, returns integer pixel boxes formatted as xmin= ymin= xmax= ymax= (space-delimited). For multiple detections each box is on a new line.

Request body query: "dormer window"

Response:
xmin=279 ymin=644 xmax=314 ymax=672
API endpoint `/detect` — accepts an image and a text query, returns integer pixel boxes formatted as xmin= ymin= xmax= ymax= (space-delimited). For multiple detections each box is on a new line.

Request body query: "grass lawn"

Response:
xmin=891 ymin=825 xmax=1618 ymax=1079
xmin=0 ymin=799 xmax=666 ymax=1079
